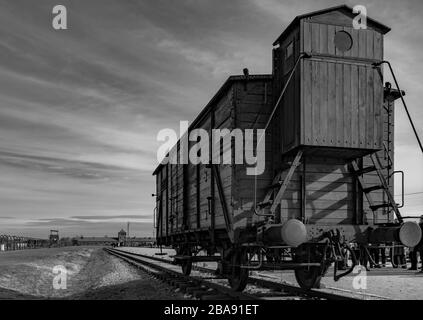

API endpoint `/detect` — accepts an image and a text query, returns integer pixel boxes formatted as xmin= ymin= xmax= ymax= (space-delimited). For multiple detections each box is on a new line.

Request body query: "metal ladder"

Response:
xmin=255 ymin=150 xmax=303 ymax=217
xmin=350 ymin=152 xmax=403 ymax=224
xmin=373 ymin=61 xmax=423 ymax=154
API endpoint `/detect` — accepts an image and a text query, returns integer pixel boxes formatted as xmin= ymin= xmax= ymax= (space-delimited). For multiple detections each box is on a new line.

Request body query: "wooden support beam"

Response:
xmin=211 ymin=165 xmax=234 ymax=243
xmin=300 ymin=156 xmax=306 ymax=222
xmin=351 ymin=160 xmax=376 ymax=209
xmin=196 ymin=165 xmax=201 ymax=229
xmin=210 ymin=110 xmax=216 ymax=245
xmin=182 ymin=165 xmax=189 ymax=230
xmin=270 ymin=150 xmax=303 ymax=215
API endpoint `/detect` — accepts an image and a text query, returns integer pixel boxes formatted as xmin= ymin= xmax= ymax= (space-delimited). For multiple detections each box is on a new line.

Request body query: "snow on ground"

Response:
xmin=94 ymin=255 xmax=140 ymax=289
xmin=0 ymin=246 xmax=185 ymax=300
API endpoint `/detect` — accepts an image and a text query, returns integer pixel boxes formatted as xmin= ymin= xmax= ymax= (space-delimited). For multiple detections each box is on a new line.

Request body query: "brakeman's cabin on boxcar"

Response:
xmin=153 ymin=5 xmax=422 ymax=290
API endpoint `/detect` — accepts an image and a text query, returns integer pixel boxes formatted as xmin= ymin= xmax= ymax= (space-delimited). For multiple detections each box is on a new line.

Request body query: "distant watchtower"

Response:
xmin=49 ymin=230 xmax=59 ymax=247
xmin=118 ymin=229 xmax=126 ymax=246
xmin=272 ymin=5 xmax=391 ymax=159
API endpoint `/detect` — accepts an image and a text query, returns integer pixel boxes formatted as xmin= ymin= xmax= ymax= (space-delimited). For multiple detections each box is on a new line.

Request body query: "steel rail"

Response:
xmin=105 ymin=248 xmax=259 ymax=300
xmin=106 ymin=248 xmax=360 ymax=300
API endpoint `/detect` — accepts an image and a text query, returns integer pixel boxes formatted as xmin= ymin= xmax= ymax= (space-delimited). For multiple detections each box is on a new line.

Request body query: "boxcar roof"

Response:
xmin=273 ymin=4 xmax=391 ymax=46
xmin=152 ymin=74 xmax=272 ymax=175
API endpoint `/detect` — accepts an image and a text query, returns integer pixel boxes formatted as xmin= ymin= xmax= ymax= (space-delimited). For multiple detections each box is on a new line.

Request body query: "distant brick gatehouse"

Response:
xmin=71 ymin=229 xmax=155 ymax=247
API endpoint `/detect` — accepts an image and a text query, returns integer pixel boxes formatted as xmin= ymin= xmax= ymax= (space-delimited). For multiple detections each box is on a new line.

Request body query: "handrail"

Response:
xmin=373 ymin=61 xmax=423 ymax=154
xmin=262 ymin=52 xmax=312 ymax=136
xmin=153 ymin=206 xmax=157 ymax=229
xmin=254 ymin=52 xmax=311 ymax=217
xmin=371 ymin=153 xmax=403 ymax=223
xmin=392 ymin=171 xmax=405 ymax=209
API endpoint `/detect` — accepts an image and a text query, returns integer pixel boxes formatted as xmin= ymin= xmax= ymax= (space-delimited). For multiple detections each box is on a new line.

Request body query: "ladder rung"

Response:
xmin=363 ymin=185 xmax=384 ymax=193
xmin=279 ymin=164 xmax=292 ymax=171
xmin=269 ymin=182 xmax=282 ymax=189
xmin=257 ymin=200 xmax=273 ymax=208
xmin=354 ymin=166 xmax=377 ymax=175
xmin=370 ymin=203 xmax=391 ymax=211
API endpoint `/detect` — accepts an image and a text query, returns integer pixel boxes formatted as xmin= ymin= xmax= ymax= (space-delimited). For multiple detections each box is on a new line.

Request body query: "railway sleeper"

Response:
xmin=195 ymin=289 xmax=217 ymax=298
xmin=201 ymin=294 xmax=232 ymax=300
xmin=185 ymin=286 xmax=203 ymax=293
xmin=184 ymin=286 xmax=203 ymax=294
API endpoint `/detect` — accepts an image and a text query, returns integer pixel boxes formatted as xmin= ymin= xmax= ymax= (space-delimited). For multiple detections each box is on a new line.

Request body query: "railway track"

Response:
xmin=105 ymin=248 xmax=360 ymax=300
xmin=105 ymin=247 xmax=258 ymax=300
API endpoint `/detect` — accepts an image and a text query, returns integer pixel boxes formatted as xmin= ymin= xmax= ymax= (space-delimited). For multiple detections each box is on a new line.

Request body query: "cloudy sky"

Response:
xmin=0 ymin=0 xmax=422 ymax=238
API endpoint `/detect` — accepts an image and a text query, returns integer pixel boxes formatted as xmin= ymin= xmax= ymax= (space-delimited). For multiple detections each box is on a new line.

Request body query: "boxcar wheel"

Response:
xmin=294 ymin=267 xmax=323 ymax=290
xmin=294 ymin=245 xmax=329 ymax=290
xmin=228 ymin=249 xmax=249 ymax=292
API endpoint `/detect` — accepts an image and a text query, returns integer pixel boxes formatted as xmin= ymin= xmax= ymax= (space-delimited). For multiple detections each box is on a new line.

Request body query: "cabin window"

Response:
xmin=334 ymin=31 xmax=353 ymax=52
xmin=285 ymin=41 xmax=293 ymax=59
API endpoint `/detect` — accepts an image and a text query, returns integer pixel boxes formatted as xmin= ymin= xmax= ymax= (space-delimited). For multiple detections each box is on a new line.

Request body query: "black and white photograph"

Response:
xmin=0 ymin=0 xmax=422 ymax=309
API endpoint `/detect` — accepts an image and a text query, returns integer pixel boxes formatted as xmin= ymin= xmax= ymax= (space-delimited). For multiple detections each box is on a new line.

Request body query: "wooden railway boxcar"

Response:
xmin=153 ymin=5 xmax=422 ymax=291
xmin=154 ymin=75 xmax=274 ymax=243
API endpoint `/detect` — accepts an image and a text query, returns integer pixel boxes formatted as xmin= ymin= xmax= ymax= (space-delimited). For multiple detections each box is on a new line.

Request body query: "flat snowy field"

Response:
xmin=0 ymin=246 xmax=184 ymax=300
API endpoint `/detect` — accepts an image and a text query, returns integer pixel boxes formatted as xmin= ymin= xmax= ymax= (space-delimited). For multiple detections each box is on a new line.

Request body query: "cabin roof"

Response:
xmin=152 ymin=74 xmax=272 ymax=175
xmin=273 ymin=4 xmax=391 ymax=46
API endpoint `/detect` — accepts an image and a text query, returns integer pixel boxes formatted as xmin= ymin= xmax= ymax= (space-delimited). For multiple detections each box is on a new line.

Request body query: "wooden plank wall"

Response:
xmin=273 ymin=27 xmax=301 ymax=155
xmin=158 ymin=85 xmax=237 ymax=238
xmin=301 ymin=59 xmax=383 ymax=149
xmin=175 ymin=164 xmax=184 ymax=230
xmin=155 ymin=79 xmax=273 ymax=236
xmin=155 ymin=174 xmax=162 ymax=238
xmin=156 ymin=168 xmax=168 ymax=239
xmin=275 ymin=157 xmax=356 ymax=225
xmin=210 ymin=90 xmax=233 ymax=230
xmin=234 ymin=155 xmax=356 ymax=226
xmin=301 ymin=165 xmax=354 ymax=224
xmin=300 ymin=19 xmax=384 ymax=151
xmin=232 ymin=80 xmax=274 ymax=229
xmin=233 ymin=97 xmax=392 ymax=229
xmin=302 ymin=20 xmax=383 ymax=60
